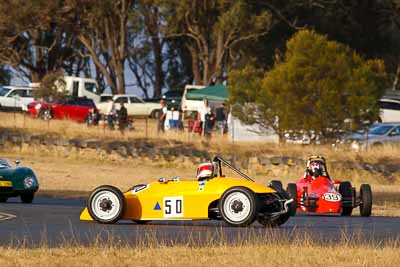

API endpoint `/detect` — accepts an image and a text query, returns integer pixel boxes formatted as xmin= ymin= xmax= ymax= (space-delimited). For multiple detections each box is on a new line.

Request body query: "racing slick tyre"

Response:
xmin=257 ymin=188 xmax=291 ymax=227
xmin=339 ymin=181 xmax=353 ymax=216
xmin=20 ymin=193 xmax=34 ymax=203
xmin=88 ymin=185 xmax=125 ymax=224
xmin=219 ymin=187 xmax=258 ymax=227
xmin=359 ymin=184 xmax=372 ymax=217
xmin=0 ymin=197 xmax=7 ymax=203
xmin=286 ymin=183 xmax=298 ymax=216
xmin=269 ymin=180 xmax=283 ymax=190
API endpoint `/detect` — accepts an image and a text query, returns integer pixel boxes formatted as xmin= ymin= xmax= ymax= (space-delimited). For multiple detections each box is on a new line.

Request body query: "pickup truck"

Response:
xmin=96 ymin=94 xmax=161 ymax=118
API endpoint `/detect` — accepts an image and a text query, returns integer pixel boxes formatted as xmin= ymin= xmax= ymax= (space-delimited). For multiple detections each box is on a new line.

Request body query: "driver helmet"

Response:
xmin=197 ymin=162 xmax=214 ymax=181
xmin=308 ymin=161 xmax=323 ymax=178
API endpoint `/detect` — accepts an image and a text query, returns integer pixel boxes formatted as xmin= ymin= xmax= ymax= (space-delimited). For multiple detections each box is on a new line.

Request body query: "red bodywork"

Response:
xmin=27 ymin=99 xmax=97 ymax=123
xmin=295 ymin=175 xmax=343 ymax=214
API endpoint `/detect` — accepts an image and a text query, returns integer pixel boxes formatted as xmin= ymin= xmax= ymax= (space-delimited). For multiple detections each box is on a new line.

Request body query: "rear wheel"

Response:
xmin=286 ymin=183 xmax=298 ymax=216
xmin=150 ymin=109 xmax=161 ymax=119
xmin=219 ymin=187 xmax=258 ymax=227
xmin=20 ymin=192 xmax=34 ymax=203
xmin=258 ymin=189 xmax=291 ymax=227
xmin=359 ymin=184 xmax=372 ymax=217
xmin=0 ymin=197 xmax=7 ymax=203
xmin=87 ymin=185 xmax=125 ymax=224
xmin=339 ymin=181 xmax=353 ymax=216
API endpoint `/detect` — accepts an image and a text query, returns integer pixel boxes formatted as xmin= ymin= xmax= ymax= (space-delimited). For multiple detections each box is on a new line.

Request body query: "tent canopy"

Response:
xmin=186 ymin=84 xmax=228 ymax=101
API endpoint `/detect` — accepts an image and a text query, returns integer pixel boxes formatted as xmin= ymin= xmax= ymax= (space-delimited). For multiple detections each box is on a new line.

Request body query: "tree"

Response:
xmin=229 ymin=30 xmax=387 ymax=139
xmin=0 ymin=65 xmax=11 ymax=85
xmin=0 ymin=0 xmax=81 ymax=82
xmin=67 ymin=0 xmax=133 ymax=94
xmin=33 ymin=72 xmax=68 ymax=101
xmin=165 ymin=0 xmax=272 ymax=86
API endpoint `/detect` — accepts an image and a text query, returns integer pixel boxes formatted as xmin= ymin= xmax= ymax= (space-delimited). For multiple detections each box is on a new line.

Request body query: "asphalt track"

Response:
xmin=1 ymin=197 xmax=400 ymax=247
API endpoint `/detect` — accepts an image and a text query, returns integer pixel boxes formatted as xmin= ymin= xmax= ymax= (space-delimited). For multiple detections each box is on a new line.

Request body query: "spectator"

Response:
xmin=118 ymin=102 xmax=128 ymax=134
xmin=158 ymin=100 xmax=167 ymax=133
xmin=106 ymin=98 xmax=116 ymax=130
xmin=172 ymin=107 xmax=183 ymax=130
xmin=198 ymin=98 xmax=211 ymax=136
xmin=204 ymin=109 xmax=215 ymax=137
xmin=215 ymin=102 xmax=227 ymax=134
xmin=87 ymin=108 xmax=100 ymax=126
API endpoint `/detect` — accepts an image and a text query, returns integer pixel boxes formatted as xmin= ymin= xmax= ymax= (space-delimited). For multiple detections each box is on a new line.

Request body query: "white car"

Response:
xmin=0 ymin=86 xmax=34 ymax=111
xmin=97 ymin=94 xmax=161 ymax=118
xmin=379 ymin=98 xmax=400 ymax=122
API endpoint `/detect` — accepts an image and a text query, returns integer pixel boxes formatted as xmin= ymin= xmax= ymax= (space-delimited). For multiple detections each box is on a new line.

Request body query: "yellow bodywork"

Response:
xmin=80 ymin=177 xmax=276 ymax=221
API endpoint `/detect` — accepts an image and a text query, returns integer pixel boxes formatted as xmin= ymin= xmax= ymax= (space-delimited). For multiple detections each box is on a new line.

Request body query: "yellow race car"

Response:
xmin=80 ymin=156 xmax=293 ymax=227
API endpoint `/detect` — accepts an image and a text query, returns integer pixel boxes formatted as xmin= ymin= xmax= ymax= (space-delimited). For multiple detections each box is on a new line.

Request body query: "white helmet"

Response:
xmin=197 ymin=163 xmax=213 ymax=180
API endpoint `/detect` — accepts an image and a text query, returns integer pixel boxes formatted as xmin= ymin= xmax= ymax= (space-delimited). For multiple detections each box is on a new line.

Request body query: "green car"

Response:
xmin=0 ymin=159 xmax=39 ymax=203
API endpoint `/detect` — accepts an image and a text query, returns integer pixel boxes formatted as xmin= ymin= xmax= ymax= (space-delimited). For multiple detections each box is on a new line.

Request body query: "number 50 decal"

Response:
xmin=163 ymin=196 xmax=184 ymax=217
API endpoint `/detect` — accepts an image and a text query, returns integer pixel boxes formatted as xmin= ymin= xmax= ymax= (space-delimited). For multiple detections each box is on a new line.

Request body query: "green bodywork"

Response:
xmin=0 ymin=159 xmax=39 ymax=200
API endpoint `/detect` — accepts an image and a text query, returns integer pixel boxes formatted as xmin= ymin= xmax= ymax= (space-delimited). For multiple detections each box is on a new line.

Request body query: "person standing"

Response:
xmin=198 ymin=98 xmax=211 ymax=136
xmin=158 ymin=100 xmax=167 ymax=133
xmin=106 ymin=98 xmax=116 ymax=130
xmin=118 ymin=102 xmax=128 ymax=134
xmin=215 ymin=102 xmax=227 ymax=134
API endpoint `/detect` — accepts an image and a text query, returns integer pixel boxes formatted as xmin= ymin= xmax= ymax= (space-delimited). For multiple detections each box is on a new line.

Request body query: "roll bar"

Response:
xmin=212 ymin=156 xmax=255 ymax=182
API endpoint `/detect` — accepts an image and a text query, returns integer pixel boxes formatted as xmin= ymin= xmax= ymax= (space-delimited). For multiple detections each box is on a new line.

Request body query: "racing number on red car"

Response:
xmin=322 ymin=193 xmax=341 ymax=202
xmin=163 ymin=196 xmax=184 ymax=217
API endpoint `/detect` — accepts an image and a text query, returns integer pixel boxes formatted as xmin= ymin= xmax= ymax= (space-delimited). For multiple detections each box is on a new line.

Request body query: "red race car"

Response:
xmin=27 ymin=97 xmax=98 ymax=123
xmin=271 ymin=155 xmax=372 ymax=217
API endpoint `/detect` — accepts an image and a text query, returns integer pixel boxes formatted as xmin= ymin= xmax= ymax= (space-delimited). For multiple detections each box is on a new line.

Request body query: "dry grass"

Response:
xmin=0 ymin=241 xmax=399 ymax=267
xmin=2 ymin=112 xmax=400 ymax=162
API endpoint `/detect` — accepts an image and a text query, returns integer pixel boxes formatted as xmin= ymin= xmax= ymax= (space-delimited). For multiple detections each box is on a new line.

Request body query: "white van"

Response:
xmin=61 ymin=76 xmax=101 ymax=103
xmin=0 ymin=86 xmax=34 ymax=111
xmin=379 ymin=98 xmax=400 ymax=122
xmin=180 ymin=85 xmax=206 ymax=113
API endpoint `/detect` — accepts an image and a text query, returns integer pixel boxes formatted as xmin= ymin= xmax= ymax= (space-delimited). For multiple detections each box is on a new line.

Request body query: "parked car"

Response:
xmin=96 ymin=94 xmax=160 ymax=118
xmin=345 ymin=123 xmax=400 ymax=150
xmin=0 ymin=86 xmax=34 ymax=111
xmin=379 ymin=98 xmax=400 ymax=122
xmin=0 ymin=159 xmax=39 ymax=203
xmin=145 ymin=90 xmax=183 ymax=110
xmin=26 ymin=97 xmax=97 ymax=123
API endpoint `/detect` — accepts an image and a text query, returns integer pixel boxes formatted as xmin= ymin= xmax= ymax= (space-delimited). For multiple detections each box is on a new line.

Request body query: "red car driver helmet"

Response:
xmin=308 ymin=161 xmax=323 ymax=178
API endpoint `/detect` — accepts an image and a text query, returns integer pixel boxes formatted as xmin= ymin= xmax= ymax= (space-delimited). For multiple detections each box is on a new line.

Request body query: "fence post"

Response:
xmin=145 ymin=118 xmax=148 ymax=138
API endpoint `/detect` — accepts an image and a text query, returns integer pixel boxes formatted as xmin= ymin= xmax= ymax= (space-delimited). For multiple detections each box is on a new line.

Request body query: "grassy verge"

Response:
xmin=1 ymin=240 xmax=399 ymax=267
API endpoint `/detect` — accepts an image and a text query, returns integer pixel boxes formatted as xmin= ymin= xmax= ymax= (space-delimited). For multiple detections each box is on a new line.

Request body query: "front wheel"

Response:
xmin=339 ymin=181 xmax=353 ymax=216
xmin=20 ymin=192 xmax=34 ymax=203
xmin=359 ymin=184 xmax=372 ymax=217
xmin=286 ymin=183 xmax=298 ymax=216
xmin=219 ymin=187 xmax=258 ymax=227
xmin=87 ymin=185 xmax=125 ymax=224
